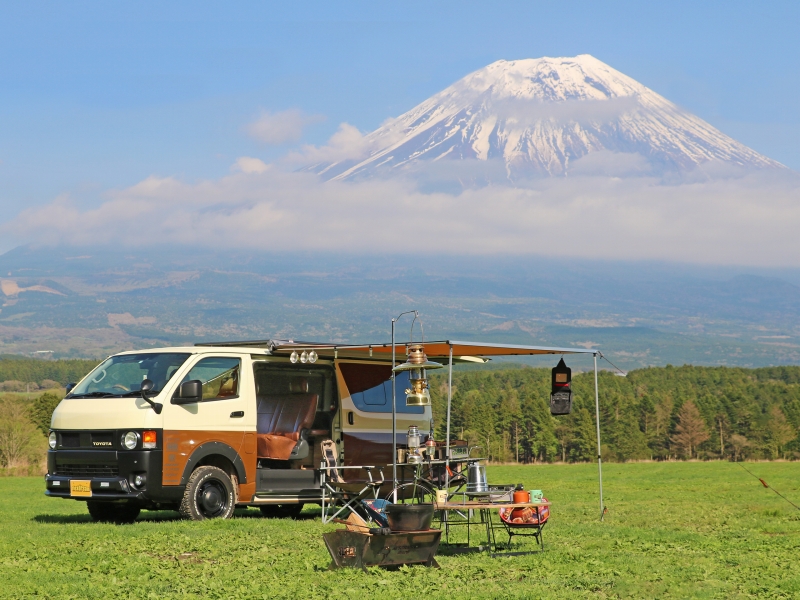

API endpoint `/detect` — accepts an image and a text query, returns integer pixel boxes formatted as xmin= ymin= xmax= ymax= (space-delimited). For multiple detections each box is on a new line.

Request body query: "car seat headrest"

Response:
xmin=289 ymin=377 xmax=309 ymax=393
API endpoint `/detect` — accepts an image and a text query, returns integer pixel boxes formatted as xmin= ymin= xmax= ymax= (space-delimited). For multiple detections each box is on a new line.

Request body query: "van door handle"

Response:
xmin=230 ymin=411 xmax=244 ymax=418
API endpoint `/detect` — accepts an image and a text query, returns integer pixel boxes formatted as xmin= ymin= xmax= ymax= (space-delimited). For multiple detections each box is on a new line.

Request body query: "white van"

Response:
xmin=46 ymin=341 xmax=429 ymax=522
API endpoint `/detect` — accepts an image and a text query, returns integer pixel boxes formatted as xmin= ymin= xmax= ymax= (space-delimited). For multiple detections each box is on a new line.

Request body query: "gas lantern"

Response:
xmin=392 ymin=343 xmax=442 ymax=406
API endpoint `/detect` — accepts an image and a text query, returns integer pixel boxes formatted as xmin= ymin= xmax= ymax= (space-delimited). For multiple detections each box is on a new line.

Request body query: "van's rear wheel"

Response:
xmin=180 ymin=466 xmax=236 ymax=521
xmin=87 ymin=501 xmax=140 ymax=524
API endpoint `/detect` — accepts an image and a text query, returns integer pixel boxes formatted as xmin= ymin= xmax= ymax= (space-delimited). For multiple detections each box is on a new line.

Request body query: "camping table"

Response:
xmin=437 ymin=500 xmax=551 ymax=557
xmin=389 ymin=457 xmax=485 ymax=496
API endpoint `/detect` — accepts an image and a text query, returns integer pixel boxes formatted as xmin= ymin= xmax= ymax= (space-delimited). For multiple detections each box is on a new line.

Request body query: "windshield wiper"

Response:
xmin=114 ymin=390 xmax=161 ymax=398
xmin=68 ymin=392 xmax=118 ymax=398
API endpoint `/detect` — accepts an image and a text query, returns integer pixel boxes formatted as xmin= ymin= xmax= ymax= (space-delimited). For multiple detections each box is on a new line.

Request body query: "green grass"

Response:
xmin=2 ymin=463 xmax=799 ymax=599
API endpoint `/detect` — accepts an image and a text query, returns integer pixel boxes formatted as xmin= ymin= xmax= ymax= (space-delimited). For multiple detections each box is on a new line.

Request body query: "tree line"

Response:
xmin=2 ymin=358 xmax=800 ymax=470
xmin=429 ymin=365 xmax=800 ymax=462
xmin=0 ymin=355 xmax=99 ymax=392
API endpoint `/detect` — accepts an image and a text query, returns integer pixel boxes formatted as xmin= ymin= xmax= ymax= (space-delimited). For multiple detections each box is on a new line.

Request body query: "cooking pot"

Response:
xmin=513 ymin=489 xmax=530 ymax=504
xmin=384 ymin=503 xmax=435 ymax=532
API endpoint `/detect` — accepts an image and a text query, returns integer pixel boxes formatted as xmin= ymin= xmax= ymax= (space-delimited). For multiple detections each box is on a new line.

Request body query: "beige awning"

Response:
xmin=270 ymin=340 xmax=596 ymax=361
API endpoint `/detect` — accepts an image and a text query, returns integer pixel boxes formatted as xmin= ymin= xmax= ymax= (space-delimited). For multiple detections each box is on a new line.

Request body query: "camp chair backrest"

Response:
xmin=321 ymin=439 xmax=342 ymax=483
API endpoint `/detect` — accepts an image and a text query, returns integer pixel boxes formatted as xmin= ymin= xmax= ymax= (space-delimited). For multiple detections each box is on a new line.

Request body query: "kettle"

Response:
xmin=466 ymin=462 xmax=488 ymax=493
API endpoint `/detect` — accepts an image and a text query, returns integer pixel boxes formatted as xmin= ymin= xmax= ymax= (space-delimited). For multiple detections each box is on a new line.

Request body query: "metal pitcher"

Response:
xmin=466 ymin=462 xmax=488 ymax=493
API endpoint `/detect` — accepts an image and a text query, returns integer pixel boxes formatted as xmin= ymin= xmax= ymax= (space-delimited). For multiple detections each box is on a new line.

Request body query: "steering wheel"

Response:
xmin=111 ymin=384 xmax=130 ymax=391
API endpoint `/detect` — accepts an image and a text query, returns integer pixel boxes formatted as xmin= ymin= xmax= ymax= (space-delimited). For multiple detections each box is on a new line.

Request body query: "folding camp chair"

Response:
xmin=319 ymin=440 xmax=384 ymax=524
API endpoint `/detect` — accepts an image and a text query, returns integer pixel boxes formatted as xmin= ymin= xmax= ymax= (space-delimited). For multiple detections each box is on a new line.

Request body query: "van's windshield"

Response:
xmin=68 ymin=353 xmax=191 ymax=398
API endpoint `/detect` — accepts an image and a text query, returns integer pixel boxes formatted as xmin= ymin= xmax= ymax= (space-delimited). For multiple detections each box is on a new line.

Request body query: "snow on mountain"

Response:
xmin=312 ymin=55 xmax=784 ymax=182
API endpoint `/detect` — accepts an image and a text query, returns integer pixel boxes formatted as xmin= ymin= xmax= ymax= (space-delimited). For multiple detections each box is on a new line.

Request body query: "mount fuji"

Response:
xmin=311 ymin=55 xmax=784 ymax=183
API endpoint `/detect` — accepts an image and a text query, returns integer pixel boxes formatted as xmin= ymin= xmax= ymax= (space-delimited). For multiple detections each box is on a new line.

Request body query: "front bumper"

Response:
xmin=45 ymin=449 xmax=179 ymax=505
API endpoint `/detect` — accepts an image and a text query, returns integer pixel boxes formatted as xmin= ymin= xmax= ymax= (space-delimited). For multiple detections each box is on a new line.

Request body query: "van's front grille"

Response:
xmin=59 ymin=431 xmax=116 ymax=449
xmin=56 ymin=464 xmax=119 ymax=477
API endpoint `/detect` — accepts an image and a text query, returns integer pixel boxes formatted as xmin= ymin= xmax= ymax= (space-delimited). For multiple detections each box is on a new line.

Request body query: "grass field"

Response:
xmin=2 ymin=463 xmax=799 ymax=599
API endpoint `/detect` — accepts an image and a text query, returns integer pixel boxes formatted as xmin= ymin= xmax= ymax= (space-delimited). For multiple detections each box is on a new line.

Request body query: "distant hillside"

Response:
xmin=430 ymin=365 xmax=800 ymax=462
xmin=1 ymin=246 xmax=799 ymax=368
xmin=0 ymin=355 xmax=98 ymax=389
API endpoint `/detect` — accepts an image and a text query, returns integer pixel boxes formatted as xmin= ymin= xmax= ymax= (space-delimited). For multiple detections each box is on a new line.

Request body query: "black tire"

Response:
xmin=258 ymin=504 xmax=304 ymax=519
xmin=179 ymin=465 xmax=236 ymax=521
xmin=87 ymin=501 xmax=141 ymax=524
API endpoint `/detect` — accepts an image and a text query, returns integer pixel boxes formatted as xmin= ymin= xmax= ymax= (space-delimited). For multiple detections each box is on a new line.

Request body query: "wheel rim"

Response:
xmin=196 ymin=479 xmax=228 ymax=517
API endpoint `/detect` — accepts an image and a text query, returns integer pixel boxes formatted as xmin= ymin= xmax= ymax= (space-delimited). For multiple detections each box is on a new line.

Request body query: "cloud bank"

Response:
xmin=5 ymin=161 xmax=799 ymax=267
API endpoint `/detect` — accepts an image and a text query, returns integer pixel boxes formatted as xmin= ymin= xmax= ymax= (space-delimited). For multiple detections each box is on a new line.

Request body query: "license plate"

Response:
xmin=70 ymin=480 xmax=92 ymax=497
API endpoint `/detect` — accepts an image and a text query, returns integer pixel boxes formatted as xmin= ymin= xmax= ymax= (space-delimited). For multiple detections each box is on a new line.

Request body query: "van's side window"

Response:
xmin=182 ymin=357 xmax=240 ymax=401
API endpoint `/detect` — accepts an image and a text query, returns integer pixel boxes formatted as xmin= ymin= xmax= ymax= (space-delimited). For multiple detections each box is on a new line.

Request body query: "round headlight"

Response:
xmin=290 ymin=351 xmax=299 ymax=364
xmin=48 ymin=431 xmax=57 ymax=449
xmin=300 ymin=351 xmax=308 ymax=364
xmin=123 ymin=431 xmax=138 ymax=450
xmin=308 ymin=351 xmax=318 ymax=364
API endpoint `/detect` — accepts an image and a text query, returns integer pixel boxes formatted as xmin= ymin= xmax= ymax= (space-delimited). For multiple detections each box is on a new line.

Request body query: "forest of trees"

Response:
xmin=429 ymin=365 xmax=800 ymax=463
xmin=0 ymin=355 xmax=98 ymax=392
xmin=1 ymin=357 xmax=799 ymax=471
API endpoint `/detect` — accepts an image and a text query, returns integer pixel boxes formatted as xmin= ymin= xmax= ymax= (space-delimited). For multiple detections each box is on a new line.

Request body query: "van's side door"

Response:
xmin=162 ymin=354 xmax=256 ymax=490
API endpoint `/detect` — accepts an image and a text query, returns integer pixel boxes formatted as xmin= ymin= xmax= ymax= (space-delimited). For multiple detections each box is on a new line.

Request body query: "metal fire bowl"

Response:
xmin=323 ymin=529 xmax=441 ymax=571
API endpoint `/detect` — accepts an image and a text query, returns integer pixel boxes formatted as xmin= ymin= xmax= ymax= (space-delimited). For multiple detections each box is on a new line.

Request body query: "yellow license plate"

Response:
xmin=70 ymin=480 xmax=92 ymax=497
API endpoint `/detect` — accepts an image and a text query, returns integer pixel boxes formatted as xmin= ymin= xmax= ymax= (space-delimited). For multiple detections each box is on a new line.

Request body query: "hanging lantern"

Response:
xmin=392 ymin=343 xmax=443 ymax=406
xmin=550 ymin=357 xmax=573 ymax=415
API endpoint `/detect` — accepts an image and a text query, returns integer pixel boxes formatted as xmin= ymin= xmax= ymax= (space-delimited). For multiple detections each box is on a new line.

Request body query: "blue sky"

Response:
xmin=0 ymin=1 xmax=798 ymax=263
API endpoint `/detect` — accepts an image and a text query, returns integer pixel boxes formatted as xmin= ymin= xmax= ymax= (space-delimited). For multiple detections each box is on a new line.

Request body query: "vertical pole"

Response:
xmin=593 ymin=352 xmax=605 ymax=521
xmin=445 ymin=344 xmax=453 ymax=489
xmin=391 ymin=319 xmax=397 ymax=496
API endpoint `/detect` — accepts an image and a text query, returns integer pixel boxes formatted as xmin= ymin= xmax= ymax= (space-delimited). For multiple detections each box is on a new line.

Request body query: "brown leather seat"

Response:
xmin=256 ymin=377 xmax=318 ymax=460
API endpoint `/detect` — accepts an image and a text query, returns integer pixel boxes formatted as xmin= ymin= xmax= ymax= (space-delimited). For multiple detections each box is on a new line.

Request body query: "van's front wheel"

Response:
xmin=180 ymin=466 xmax=236 ymax=521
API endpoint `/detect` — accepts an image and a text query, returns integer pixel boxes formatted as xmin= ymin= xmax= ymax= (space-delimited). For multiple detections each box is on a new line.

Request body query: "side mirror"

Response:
xmin=141 ymin=379 xmax=154 ymax=394
xmin=173 ymin=380 xmax=203 ymax=405
xmin=65 ymin=383 xmax=76 ymax=395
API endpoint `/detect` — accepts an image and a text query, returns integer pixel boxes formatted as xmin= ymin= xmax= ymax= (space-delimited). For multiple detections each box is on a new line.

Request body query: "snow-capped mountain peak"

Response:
xmin=312 ymin=55 xmax=783 ymax=182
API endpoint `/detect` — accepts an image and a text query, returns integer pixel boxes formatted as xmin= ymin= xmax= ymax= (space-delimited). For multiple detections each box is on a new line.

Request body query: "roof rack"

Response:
xmin=194 ymin=339 xmax=326 ymax=350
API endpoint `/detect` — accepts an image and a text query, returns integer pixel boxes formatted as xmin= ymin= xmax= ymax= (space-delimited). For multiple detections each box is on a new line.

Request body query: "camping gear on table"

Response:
xmin=466 ymin=462 xmax=488 ymax=494
xmin=513 ymin=488 xmax=531 ymax=504
xmin=407 ymin=425 xmax=421 ymax=450
xmin=406 ymin=452 xmax=423 ymax=464
xmin=385 ymin=503 xmax=435 ymax=532
xmin=424 ymin=436 xmax=437 ymax=457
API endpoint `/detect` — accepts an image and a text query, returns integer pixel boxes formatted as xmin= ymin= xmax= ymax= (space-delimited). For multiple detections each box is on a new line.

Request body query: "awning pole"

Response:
xmin=390 ymin=310 xmax=417 ymax=502
xmin=593 ymin=352 xmax=605 ymax=521
xmin=391 ymin=318 xmax=397 ymax=499
xmin=445 ymin=344 xmax=453 ymax=490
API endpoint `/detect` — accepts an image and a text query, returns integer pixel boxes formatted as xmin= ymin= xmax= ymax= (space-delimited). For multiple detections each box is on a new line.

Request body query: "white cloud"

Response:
xmin=288 ymin=123 xmax=372 ymax=166
xmin=4 ymin=169 xmax=800 ymax=268
xmin=232 ymin=156 xmax=270 ymax=174
xmin=246 ymin=109 xmax=324 ymax=145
